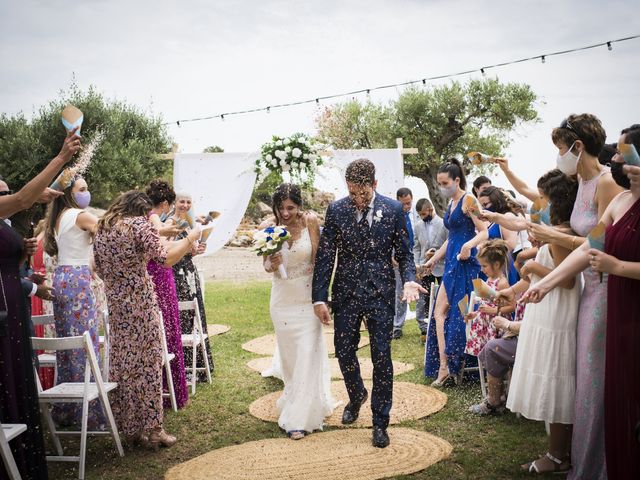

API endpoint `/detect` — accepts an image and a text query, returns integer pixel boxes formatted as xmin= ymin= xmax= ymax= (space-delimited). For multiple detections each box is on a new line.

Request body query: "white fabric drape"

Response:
xmin=173 ymin=152 xmax=258 ymax=256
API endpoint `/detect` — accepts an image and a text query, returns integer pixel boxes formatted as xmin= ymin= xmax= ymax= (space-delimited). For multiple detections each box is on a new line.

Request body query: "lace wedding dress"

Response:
xmin=269 ymin=227 xmax=336 ymax=432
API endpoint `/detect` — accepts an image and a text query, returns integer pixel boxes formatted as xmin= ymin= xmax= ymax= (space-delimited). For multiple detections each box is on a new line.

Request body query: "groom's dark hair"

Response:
xmin=345 ymin=158 xmax=375 ymax=185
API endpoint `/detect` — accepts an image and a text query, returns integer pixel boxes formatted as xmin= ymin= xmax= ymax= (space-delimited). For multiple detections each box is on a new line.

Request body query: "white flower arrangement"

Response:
xmin=374 ymin=209 xmax=383 ymax=222
xmin=254 ymin=133 xmax=324 ymax=186
xmin=253 ymin=225 xmax=292 ymax=278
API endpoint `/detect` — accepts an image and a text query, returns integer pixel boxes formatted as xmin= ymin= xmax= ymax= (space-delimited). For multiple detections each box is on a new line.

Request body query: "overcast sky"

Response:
xmin=1 ymin=0 xmax=639 ymax=192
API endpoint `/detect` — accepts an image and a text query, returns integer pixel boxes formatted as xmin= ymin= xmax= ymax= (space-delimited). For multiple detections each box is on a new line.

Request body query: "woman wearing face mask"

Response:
xmin=145 ymin=179 xmax=189 ymax=410
xmin=43 ymin=172 xmax=106 ymax=429
xmin=477 ymin=186 xmax=521 ymax=285
xmin=523 ymin=113 xmax=622 ymax=479
xmin=423 ymin=158 xmax=488 ymax=386
xmin=525 ymin=127 xmax=640 ymax=479
xmin=168 ymin=192 xmax=214 ymax=382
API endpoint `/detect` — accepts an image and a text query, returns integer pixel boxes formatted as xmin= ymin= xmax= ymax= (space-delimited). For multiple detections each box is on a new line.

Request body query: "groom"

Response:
xmin=312 ymin=158 xmax=424 ymax=448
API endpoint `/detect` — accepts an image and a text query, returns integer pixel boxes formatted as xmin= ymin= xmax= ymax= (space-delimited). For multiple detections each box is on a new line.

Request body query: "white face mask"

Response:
xmin=556 ymin=142 xmax=581 ymax=175
xmin=439 ymin=184 xmax=457 ymax=199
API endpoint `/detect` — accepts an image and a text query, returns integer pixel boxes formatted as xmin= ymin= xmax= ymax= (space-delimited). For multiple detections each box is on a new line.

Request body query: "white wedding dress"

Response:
xmin=269 ymin=227 xmax=336 ymax=432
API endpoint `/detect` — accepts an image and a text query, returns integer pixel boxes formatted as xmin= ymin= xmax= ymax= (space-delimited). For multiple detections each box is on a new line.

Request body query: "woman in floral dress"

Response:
xmin=93 ymin=190 xmax=201 ymax=447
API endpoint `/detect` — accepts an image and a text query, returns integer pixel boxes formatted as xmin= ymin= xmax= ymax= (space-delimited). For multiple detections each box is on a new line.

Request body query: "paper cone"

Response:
xmin=467 ymin=151 xmax=495 ymax=166
xmin=181 ymin=206 xmax=197 ymax=228
xmin=457 ymin=294 xmax=469 ymax=317
xmin=587 ymin=222 xmax=606 ymax=251
xmin=50 ymin=167 xmax=76 ymax=191
xmin=206 ymin=210 xmax=221 ymax=222
xmin=61 ymin=105 xmax=83 ymax=136
xmin=472 ymin=278 xmax=497 ymax=300
xmin=619 ymin=143 xmax=640 ymax=167
xmin=200 ymin=225 xmax=214 ymax=243
xmin=530 ymin=197 xmax=550 ymax=225
xmin=463 ymin=195 xmax=480 ymax=217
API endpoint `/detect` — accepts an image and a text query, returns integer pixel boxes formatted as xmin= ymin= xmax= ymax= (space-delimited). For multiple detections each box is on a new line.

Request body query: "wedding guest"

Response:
xmin=527 ymin=128 xmax=640 ymax=478
xmin=524 ymin=113 xmax=622 ymax=479
xmin=472 ymin=175 xmax=491 ymax=198
xmin=0 ymin=127 xmax=81 ymax=479
xmin=145 ymin=179 xmax=189 ymax=409
xmin=93 ymin=190 xmax=201 ymax=448
xmin=168 ymin=192 xmax=214 ymax=381
xmin=392 ymin=187 xmax=414 ymax=339
xmin=404 ymin=198 xmax=447 ymax=343
xmin=464 ymin=240 xmax=514 ymax=358
xmin=477 ymin=186 xmax=520 ymax=284
xmin=260 ymin=183 xmax=336 ymax=439
xmin=43 ymin=174 xmax=105 ymax=429
xmin=423 ymin=159 xmax=488 ymax=386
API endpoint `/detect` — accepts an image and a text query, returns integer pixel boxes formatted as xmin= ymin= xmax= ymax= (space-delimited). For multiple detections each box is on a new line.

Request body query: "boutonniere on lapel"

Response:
xmin=373 ymin=209 xmax=383 ymax=223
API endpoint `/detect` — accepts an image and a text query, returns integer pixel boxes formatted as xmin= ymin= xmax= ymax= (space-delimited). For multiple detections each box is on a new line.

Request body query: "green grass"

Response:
xmin=50 ymin=281 xmax=551 ymax=479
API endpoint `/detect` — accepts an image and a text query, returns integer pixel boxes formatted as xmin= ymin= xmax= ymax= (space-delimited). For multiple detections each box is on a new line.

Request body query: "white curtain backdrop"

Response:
xmin=173 ymin=152 xmax=257 ymax=256
xmin=315 ymin=148 xmax=404 ymax=200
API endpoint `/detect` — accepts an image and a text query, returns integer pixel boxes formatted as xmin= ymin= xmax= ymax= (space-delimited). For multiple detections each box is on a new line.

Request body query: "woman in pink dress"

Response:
xmin=525 ymin=113 xmax=623 ymax=477
xmin=93 ymin=191 xmax=201 ymax=448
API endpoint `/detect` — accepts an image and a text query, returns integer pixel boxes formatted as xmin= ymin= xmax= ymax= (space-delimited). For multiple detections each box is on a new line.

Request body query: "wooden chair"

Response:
xmin=31 ymin=332 xmax=123 ymax=480
xmin=0 ymin=422 xmax=28 ymax=480
xmin=159 ymin=313 xmax=178 ymax=412
xmin=179 ymin=299 xmax=212 ymax=395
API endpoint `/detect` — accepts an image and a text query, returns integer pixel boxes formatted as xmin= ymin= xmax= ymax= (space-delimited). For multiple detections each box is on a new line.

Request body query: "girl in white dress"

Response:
xmin=262 ymin=184 xmax=336 ymax=440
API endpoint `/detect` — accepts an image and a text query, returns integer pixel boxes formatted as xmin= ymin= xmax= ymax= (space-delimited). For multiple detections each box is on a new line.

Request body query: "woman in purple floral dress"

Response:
xmin=43 ymin=175 xmax=105 ymax=429
xmin=145 ymin=179 xmax=189 ymax=409
xmin=93 ymin=191 xmax=201 ymax=447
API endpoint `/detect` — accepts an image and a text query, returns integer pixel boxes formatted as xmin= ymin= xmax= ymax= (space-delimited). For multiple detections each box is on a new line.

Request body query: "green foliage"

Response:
xmin=315 ymin=78 xmax=539 ymax=214
xmin=203 ymin=145 xmax=224 ymax=153
xmin=0 ymin=82 xmax=173 ymax=212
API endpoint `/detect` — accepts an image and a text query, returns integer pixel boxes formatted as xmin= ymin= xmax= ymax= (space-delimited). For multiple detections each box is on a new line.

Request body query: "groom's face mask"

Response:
xmin=347 ymin=181 xmax=377 ymax=210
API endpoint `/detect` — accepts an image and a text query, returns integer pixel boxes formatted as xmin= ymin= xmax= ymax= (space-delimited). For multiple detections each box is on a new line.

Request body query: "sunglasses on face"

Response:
xmin=0 ymin=190 xmax=13 ymax=196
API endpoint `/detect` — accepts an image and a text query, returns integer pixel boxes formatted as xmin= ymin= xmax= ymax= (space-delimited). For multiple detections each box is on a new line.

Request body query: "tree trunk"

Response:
xmin=422 ymin=166 xmax=447 ymax=218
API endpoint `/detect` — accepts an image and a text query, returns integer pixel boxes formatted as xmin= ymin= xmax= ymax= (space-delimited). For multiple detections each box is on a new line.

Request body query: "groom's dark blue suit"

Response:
xmin=312 ymin=192 xmax=415 ymax=429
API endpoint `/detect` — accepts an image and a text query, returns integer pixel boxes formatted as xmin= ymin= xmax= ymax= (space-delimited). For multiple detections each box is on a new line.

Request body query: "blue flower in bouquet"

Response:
xmin=253 ymin=225 xmax=291 ymax=256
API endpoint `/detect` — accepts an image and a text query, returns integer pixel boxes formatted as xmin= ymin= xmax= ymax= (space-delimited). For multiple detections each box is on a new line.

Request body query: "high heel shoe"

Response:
xmin=431 ymin=365 xmax=452 ymax=387
xmin=147 ymin=427 xmax=177 ymax=450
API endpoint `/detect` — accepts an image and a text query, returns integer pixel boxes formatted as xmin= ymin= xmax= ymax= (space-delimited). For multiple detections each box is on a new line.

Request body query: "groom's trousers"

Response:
xmin=334 ymin=297 xmax=395 ymax=429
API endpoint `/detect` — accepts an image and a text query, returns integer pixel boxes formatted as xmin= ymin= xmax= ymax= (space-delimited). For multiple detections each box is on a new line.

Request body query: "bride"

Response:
xmin=261 ymin=183 xmax=336 ymax=440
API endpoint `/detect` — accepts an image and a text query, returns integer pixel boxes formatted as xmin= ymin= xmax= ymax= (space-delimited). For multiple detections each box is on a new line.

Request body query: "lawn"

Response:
xmin=50 ymin=281 xmax=550 ymax=479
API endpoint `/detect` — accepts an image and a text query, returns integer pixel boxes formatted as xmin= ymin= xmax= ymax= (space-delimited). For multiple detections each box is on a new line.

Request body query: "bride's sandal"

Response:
xmin=287 ymin=430 xmax=306 ymax=440
xmin=521 ymin=452 xmax=571 ymax=474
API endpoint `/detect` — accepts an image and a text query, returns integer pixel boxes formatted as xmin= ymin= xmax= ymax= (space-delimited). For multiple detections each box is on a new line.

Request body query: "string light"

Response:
xmin=163 ymin=34 xmax=640 ymax=126
xmin=266 ymin=106 xmax=271 ymax=114
xmin=221 ymin=114 xmax=225 ymax=121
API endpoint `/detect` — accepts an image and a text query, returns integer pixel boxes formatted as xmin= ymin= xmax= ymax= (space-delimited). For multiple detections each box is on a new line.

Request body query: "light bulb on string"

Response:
xmin=366 ymin=89 xmax=371 ymax=101
xmin=221 ymin=114 xmax=225 ymax=121
xmin=176 ymin=121 xmax=181 ymax=127
xmin=607 ymin=41 xmax=612 ymax=51
xmin=266 ymin=106 xmax=271 ymax=114
xmin=541 ymin=55 xmax=546 ymax=64
xmin=480 ymin=68 xmax=486 ymax=77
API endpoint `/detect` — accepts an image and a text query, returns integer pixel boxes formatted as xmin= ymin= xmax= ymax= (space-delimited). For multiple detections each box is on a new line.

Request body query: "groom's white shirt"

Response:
xmin=314 ymin=193 xmax=376 ymax=306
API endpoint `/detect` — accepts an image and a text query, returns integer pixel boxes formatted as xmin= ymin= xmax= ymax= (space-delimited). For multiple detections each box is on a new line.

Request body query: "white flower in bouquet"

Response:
xmin=303 ymin=153 xmax=309 ymax=160
xmin=291 ymin=161 xmax=299 ymax=169
xmin=292 ymin=147 xmax=302 ymax=158
xmin=282 ymin=163 xmax=291 ymax=172
xmin=276 ymin=140 xmax=283 ymax=146
xmin=284 ymin=138 xmax=290 ymax=145
xmin=271 ymin=158 xmax=278 ymax=167
xmin=309 ymin=153 xmax=318 ymax=163
xmin=279 ymin=159 xmax=287 ymax=167
xmin=275 ymin=150 xmax=286 ymax=160
xmin=285 ymin=146 xmax=292 ymax=153
xmin=265 ymin=153 xmax=273 ymax=162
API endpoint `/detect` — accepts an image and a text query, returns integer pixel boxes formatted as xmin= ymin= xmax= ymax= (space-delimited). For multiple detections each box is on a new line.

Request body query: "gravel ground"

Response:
xmin=193 ymin=247 xmax=272 ymax=283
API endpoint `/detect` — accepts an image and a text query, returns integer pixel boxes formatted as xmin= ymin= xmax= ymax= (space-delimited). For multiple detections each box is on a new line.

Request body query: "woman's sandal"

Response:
xmin=287 ymin=430 xmax=306 ymax=440
xmin=521 ymin=452 xmax=571 ymax=474
xmin=468 ymin=399 xmax=505 ymax=416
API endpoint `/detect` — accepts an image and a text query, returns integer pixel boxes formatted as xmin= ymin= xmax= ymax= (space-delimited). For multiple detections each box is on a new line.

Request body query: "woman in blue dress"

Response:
xmin=477 ymin=186 xmax=520 ymax=286
xmin=423 ymin=159 xmax=487 ymax=386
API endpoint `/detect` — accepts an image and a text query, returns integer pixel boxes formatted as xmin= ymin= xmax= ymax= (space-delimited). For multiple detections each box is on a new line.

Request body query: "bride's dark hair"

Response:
xmin=272 ymin=183 xmax=302 ymax=224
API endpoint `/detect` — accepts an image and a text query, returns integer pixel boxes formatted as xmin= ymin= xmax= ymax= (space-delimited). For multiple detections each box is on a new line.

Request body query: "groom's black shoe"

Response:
xmin=341 ymin=389 xmax=368 ymax=425
xmin=372 ymin=426 xmax=390 ymax=448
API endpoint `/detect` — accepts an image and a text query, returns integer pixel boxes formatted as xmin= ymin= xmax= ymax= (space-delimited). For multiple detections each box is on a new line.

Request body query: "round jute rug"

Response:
xmin=241 ymin=332 xmax=370 ymax=356
xmin=249 ymin=381 xmax=447 ymax=427
xmin=247 ymin=356 xmax=415 ymax=380
xmin=207 ymin=324 xmax=231 ymax=336
xmin=164 ymin=427 xmax=452 ymax=480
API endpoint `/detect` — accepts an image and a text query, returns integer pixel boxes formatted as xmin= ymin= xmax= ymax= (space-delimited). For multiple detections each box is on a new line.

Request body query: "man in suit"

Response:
xmin=312 ymin=159 xmax=424 ymax=448
xmin=411 ymin=198 xmax=448 ymax=343
xmin=392 ymin=187 xmax=414 ymax=339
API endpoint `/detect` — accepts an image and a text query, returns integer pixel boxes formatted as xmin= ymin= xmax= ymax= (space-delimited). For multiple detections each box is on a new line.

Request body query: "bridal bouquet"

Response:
xmin=254 ymin=133 xmax=324 ymax=186
xmin=253 ymin=226 xmax=291 ymax=279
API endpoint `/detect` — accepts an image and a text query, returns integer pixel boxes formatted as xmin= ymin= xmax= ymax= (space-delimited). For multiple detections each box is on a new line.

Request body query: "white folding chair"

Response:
xmin=31 ymin=332 xmax=124 ymax=480
xmin=179 ymin=299 xmax=212 ymax=395
xmin=159 ymin=313 xmax=178 ymax=412
xmin=31 ymin=314 xmax=57 ymax=384
xmin=98 ymin=308 xmax=110 ymax=382
xmin=0 ymin=422 xmax=28 ymax=480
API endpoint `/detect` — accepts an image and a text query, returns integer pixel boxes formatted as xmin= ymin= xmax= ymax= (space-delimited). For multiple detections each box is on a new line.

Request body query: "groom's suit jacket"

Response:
xmin=312 ymin=193 xmax=416 ymax=311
